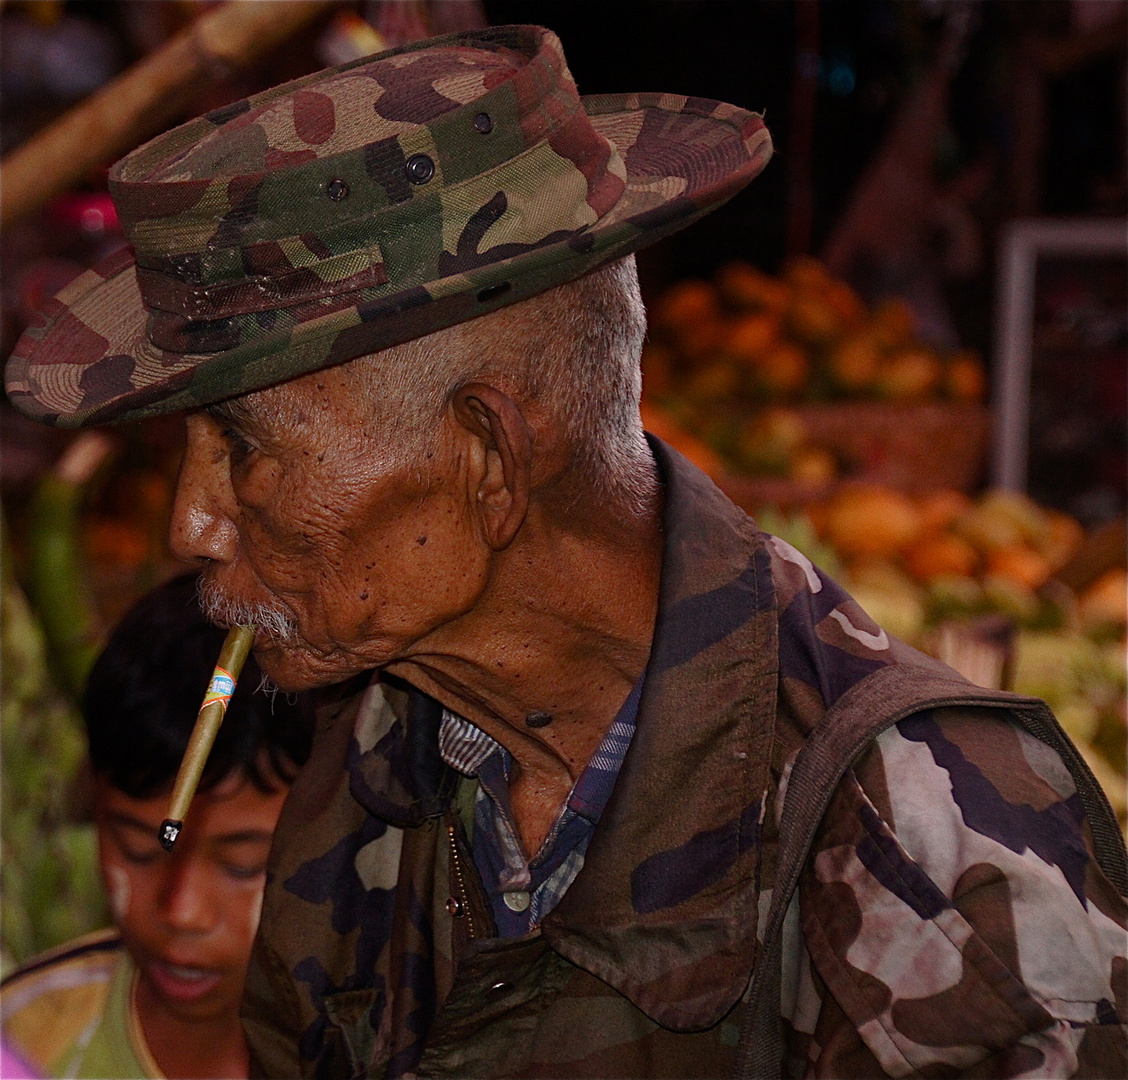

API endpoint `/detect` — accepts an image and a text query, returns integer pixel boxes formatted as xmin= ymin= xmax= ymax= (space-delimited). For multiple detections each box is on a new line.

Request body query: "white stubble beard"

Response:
xmin=195 ymin=574 xmax=302 ymax=693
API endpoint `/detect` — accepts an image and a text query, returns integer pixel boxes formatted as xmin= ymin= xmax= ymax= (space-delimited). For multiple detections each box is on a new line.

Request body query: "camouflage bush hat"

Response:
xmin=6 ymin=24 xmax=773 ymax=428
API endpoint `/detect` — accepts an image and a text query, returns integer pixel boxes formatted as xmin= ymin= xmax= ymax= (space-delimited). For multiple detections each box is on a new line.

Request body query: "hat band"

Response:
xmin=135 ymin=244 xmax=388 ymax=319
xmin=144 ymin=282 xmax=372 ymax=354
xmin=139 ymin=189 xmax=604 ymax=356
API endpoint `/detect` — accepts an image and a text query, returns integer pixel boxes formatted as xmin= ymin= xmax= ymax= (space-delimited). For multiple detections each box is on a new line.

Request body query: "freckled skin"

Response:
xmin=169 ymin=362 xmax=663 ymax=856
xmin=172 ymin=380 xmax=490 ymax=690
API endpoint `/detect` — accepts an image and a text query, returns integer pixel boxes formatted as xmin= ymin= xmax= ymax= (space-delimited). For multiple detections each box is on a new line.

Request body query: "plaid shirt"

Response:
xmin=438 ymin=679 xmax=643 ymax=936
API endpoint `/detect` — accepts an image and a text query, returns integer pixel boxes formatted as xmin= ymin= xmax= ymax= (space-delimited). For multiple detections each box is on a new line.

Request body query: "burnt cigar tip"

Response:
xmin=159 ymin=819 xmax=182 ymax=851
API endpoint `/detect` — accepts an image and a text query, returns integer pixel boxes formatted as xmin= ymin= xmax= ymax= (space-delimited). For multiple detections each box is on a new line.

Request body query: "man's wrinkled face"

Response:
xmin=169 ymin=367 xmax=491 ymax=690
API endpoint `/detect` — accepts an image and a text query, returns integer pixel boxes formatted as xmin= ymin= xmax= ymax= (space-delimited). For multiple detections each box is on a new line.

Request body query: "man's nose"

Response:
xmin=169 ymin=413 xmax=238 ymax=566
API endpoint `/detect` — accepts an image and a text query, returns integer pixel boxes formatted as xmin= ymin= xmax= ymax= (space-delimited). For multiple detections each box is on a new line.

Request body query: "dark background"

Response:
xmin=483 ymin=1 xmax=1126 ymax=345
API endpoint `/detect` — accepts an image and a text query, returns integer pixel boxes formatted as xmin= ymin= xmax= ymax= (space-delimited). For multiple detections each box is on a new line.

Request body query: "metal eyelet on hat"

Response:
xmin=474 ymin=112 xmax=493 ymax=134
xmin=477 ymin=282 xmax=510 ymax=304
xmin=405 ymin=154 xmax=435 ymax=185
xmin=326 ymin=178 xmax=350 ymax=201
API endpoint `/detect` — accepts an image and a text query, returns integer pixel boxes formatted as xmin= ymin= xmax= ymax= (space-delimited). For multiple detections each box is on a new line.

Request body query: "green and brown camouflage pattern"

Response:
xmin=242 ymin=441 xmax=1127 ymax=1078
xmin=5 ymin=25 xmax=772 ymax=428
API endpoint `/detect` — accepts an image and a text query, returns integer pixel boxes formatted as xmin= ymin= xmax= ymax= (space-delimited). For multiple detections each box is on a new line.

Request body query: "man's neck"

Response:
xmin=385 ymin=491 xmax=663 ymax=855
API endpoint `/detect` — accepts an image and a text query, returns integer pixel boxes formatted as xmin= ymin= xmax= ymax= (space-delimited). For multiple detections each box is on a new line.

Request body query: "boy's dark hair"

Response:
xmin=82 ymin=572 xmax=313 ymax=799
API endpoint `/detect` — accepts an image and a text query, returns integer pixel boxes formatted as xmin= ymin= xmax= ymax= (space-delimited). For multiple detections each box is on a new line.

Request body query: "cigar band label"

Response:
xmin=202 ymin=667 xmax=237 ymax=712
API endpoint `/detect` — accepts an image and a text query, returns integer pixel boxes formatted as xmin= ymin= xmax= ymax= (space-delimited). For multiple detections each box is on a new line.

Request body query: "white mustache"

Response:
xmin=195 ymin=577 xmax=300 ymax=648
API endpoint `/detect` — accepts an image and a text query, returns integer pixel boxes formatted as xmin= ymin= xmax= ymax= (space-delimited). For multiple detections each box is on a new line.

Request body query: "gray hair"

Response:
xmin=348 ymin=255 xmax=655 ymax=514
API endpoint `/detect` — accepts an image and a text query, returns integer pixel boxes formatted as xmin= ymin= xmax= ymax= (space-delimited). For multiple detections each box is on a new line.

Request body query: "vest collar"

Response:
xmin=541 ymin=439 xmax=780 ymax=1031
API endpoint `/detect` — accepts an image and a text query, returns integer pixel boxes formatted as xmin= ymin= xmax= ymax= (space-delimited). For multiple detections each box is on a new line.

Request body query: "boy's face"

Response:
xmin=93 ymin=772 xmax=288 ymax=1024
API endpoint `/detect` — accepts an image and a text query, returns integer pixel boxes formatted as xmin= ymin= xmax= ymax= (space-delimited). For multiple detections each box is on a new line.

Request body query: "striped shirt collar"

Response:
xmin=437 ymin=678 xmax=644 ymax=933
xmin=438 ymin=678 xmax=644 ymax=828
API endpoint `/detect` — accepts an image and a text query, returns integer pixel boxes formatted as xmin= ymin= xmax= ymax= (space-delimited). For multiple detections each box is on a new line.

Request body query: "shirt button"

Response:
xmin=445 ymin=896 xmax=465 ymax=917
xmin=502 ymin=890 xmax=530 ymax=912
xmin=486 ymin=980 xmax=514 ymax=999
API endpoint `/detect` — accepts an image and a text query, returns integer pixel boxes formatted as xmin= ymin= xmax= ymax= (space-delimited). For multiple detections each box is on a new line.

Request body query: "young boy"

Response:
xmin=1 ymin=573 xmax=312 ymax=1079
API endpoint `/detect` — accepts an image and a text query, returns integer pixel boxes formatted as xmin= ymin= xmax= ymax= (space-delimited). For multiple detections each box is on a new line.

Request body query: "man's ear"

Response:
xmin=451 ymin=382 xmax=531 ymax=550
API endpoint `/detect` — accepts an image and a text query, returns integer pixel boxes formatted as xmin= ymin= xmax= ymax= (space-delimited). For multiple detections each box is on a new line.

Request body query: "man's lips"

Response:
xmin=144 ymin=959 xmax=225 ymax=1002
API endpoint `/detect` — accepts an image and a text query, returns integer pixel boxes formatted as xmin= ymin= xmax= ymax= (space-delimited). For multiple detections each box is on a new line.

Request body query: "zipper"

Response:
xmin=446 ymin=821 xmax=477 ymax=939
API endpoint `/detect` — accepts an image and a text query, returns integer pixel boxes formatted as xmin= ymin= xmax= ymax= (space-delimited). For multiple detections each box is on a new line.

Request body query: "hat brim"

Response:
xmin=6 ymin=94 xmax=771 ymax=427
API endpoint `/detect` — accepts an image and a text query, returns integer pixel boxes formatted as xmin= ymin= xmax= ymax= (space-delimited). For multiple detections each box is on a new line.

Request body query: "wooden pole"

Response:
xmin=0 ymin=0 xmax=335 ymax=230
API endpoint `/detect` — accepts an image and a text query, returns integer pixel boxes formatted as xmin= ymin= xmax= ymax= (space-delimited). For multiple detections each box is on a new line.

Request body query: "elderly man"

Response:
xmin=7 ymin=25 xmax=1126 ymax=1080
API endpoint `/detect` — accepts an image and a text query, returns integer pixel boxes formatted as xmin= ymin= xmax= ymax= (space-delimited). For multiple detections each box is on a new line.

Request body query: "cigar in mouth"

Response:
xmin=159 ymin=625 xmax=255 ymax=851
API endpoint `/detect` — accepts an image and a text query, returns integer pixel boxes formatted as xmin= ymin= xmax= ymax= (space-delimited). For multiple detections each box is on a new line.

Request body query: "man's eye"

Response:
xmin=221 ymin=428 xmax=255 ymax=464
xmin=121 ymin=846 xmax=162 ymax=866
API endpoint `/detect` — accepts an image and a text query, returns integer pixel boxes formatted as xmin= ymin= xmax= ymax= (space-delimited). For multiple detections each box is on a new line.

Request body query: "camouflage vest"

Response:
xmin=243 ymin=441 xmax=1127 ymax=1078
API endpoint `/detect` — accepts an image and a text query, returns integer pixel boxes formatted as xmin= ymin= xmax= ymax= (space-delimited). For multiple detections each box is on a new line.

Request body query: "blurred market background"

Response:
xmin=1 ymin=0 xmax=1125 ymax=973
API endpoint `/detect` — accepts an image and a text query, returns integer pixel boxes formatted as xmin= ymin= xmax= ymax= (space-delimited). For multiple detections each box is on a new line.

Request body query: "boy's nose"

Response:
xmin=159 ymin=858 xmax=218 ymax=935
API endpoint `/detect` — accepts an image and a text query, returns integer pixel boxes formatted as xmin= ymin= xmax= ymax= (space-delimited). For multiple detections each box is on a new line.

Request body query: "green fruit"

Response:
xmin=982 ymin=575 xmax=1039 ymax=622
xmin=848 ymin=584 xmax=926 ymax=644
